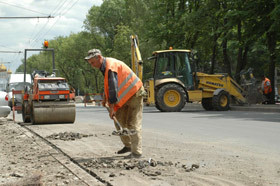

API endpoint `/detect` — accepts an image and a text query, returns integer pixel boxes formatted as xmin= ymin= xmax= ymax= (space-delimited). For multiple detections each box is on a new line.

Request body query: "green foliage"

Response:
xmin=111 ymin=24 xmax=132 ymax=64
xmin=16 ymin=0 xmax=280 ymax=95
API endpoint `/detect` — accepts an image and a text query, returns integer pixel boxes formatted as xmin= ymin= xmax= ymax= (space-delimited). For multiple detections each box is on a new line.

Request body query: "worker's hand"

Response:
xmin=102 ymin=98 xmax=108 ymax=107
xmin=102 ymin=100 xmax=106 ymax=107
xmin=102 ymin=92 xmax=106 ymax=107
xmin=109 ymin=104 xmax=116 ymax=119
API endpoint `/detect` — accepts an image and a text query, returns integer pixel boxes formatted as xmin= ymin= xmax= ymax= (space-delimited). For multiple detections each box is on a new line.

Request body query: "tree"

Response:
xmin=16 ymin=0 xmax=280 ymax=103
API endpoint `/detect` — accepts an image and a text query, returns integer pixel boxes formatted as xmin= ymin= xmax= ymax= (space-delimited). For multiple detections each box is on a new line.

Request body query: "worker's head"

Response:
xmin=85 ymin=49 xmax=103 ymax=68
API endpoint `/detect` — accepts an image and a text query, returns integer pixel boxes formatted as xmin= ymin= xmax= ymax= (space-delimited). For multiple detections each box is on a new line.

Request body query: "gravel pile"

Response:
xmin=83 ymin=157 xmax=201 ymax=178
xmin=46 ymin=132 xmax=93 ymax=141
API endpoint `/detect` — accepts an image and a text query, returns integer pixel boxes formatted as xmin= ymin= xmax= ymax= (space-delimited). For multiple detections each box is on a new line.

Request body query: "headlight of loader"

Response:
xmin=44 ymin=95 xmax=50 ymax=99
xmin=59 ymin=95 xmax=65 ymax=99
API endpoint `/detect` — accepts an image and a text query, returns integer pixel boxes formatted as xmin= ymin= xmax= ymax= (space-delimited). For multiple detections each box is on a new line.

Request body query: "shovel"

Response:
xmin=105 ymin=105 xmax=137 ymax=136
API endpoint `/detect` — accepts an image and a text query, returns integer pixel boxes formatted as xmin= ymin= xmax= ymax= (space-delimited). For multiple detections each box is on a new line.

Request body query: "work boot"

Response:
xmin=117 ymin=146 xmax=131 ymax=154
xmin=124 ymin=153 xmax=142 ymax=159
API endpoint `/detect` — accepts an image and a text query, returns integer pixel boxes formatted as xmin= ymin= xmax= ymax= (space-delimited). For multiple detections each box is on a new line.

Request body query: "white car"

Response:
xmin=6 ymin=73 xmax=32 ymax=110
xmin=0 ymin=91 xmax=11 ymax=117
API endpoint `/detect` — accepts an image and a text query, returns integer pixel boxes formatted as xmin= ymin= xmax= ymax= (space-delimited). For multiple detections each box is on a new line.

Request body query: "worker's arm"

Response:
xmin=108 ymin=70 xmax=118 ymax=119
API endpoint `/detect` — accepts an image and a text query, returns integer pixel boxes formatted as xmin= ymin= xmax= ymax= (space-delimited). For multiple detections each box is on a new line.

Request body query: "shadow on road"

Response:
xmin=143 ymin=105 xmax=280 ymax=123
xmin=189 ymin=110 xmax=280 ymax=123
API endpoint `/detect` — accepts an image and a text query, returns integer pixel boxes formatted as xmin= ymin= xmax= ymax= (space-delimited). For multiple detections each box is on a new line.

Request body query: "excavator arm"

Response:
xmin=130 ymin=35 xmax=143 ymax=81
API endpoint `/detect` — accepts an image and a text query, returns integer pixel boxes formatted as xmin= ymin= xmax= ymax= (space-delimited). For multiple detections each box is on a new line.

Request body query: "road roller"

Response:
xmin=21 ymin=48 xmax=76 ymax=124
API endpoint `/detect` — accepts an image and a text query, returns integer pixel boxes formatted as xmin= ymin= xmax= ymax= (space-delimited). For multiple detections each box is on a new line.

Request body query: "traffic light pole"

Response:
xmin=23 ymin=48 xmax=55 ymax=83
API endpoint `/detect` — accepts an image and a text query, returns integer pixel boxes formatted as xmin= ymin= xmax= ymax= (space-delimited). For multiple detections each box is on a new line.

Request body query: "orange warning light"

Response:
xmin=44 ymin=40 xmax=49 ymax=48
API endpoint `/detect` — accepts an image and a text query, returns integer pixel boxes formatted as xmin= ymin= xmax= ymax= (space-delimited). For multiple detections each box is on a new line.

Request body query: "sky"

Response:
xmin=0 ymin=0 xmax=103 ymax=73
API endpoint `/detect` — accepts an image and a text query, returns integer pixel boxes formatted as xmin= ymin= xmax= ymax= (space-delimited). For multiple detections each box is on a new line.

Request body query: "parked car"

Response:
xmin=6 ymin=73 xmax=32 ymax=111
xmin=0 ymin=91 xmax=11 ymax=117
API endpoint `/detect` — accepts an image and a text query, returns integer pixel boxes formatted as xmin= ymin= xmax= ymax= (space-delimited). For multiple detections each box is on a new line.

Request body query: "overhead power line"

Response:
xmin=30 ymin=0 xmax=81 ymax=48
xmin=0 ymin=1 xmax=49 ymax=16
xmin=51 ymin=0 xmax=69 ymax=16
xmin=0 ymin=51 xmax=22 ymax=53
xmin=0 ymin=16 xmax=54 ymax=19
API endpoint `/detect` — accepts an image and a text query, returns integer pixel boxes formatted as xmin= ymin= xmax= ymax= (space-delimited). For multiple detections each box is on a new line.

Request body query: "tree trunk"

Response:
xmin=266 ymin=31 xmax=276 ymax=104
xmin=221 ymin=1 xmax=231 ymax=76
xmin=190 ymin=31 xmax=199 ymax=49
xmin=210 ymin=41 xmax=217 ymax=74
xmin=179 ymin=0 xmax=187 ymax=11
xmin=235 ymin=20 xmax=243 ymax=83
xmin=222 ymin=37 xmax=231 ymax=76
xmin=241 ymin=45 xmax=249 ymax=70
xmin=210 ymin=33 xmax=219 ymax=74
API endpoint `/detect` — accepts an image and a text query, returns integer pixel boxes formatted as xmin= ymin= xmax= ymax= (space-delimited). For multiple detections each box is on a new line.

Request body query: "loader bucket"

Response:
xmin=32 ymin=101 xmax=75 ymax=124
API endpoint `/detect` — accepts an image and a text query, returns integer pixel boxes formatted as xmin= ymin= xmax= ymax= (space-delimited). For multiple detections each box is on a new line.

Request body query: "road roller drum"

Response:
xmin=32 ymin=101 xmax=76 ymax=124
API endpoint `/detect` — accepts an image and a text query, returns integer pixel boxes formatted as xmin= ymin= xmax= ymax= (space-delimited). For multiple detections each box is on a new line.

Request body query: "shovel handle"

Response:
xmin=105 ymin=105 xmax=122 ymax=130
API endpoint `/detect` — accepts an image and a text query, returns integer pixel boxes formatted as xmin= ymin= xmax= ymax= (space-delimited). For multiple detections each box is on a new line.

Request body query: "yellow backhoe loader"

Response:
xmin=131 ymin=35 xmax=249 ymax=112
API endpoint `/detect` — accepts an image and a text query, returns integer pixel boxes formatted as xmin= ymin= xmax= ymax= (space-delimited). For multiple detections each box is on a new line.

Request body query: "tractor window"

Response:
xmin=174 ymin=52 xmax=193 ymax=89
xmin=154 ymin=51 xmax=193 ymax=89
xmin=157 ymin=56 xmax=169 ymax=72
xmin=174 ymin=53 xmax=185 ymax=73
xmin=38 ymin=80 xmax=69 ymax=90
xmin=155 ymin=53 xmax=175 ymax=78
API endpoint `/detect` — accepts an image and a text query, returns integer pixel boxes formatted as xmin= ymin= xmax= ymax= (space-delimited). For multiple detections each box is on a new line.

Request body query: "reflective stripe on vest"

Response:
xmin=118 ymin=71 xmax=140 ymax=102
xmin=104 ymin=58 xmax=143 ymax=111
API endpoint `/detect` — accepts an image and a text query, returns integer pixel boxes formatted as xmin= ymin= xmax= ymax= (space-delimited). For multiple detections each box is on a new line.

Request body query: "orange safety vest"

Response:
xmin=263 ymin=77 xmax=272 ymax=94
xmin=104 ymin=57 xmax=143 ymax=111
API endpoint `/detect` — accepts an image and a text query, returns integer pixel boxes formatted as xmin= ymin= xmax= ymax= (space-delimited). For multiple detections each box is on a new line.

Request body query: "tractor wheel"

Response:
xmin=22 ymin=101 xmax=31 ymax=123
xmin=202 ymin=98 xmax=214 ymax=111
xmin=212 ymin=90 xmax=230 ymax=111
xmin=156 ymin=84 xmax=186 ymax=112
xmin=155 ymin=101 xmax=164 ymax=112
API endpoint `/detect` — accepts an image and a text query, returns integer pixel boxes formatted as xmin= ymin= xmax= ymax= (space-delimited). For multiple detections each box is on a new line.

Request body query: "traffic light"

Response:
xmin=44 ymin=40 xmax=49 ymax=48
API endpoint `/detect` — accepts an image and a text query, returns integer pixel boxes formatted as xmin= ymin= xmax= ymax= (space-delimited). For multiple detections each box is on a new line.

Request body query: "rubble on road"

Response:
xmin=82 ymin=157 xmax=201 ymax=180
xmin=46 ymin=132 xmax=93 ymax=141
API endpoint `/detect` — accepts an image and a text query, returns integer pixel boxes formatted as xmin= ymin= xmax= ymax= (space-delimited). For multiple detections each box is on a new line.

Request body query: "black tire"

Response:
xmin=202 ymin=98 xmax=214 ymax=111
xmin=22 ymin=101 xmax=31 ymax=123
xmin=156 ymin=83 xmax=186 ymax=112
xmin=212 ymin=90 xmax=230 ymax=111
xmin=155 ymin=101 xmax=164 ymax=112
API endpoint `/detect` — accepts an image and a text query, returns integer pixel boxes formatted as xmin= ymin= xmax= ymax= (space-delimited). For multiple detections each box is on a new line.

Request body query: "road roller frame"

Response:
xmin=22 ymin=48 xmax=76 ymax=124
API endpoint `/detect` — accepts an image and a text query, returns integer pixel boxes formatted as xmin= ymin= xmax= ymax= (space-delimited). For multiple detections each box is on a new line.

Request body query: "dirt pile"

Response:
xmin=83 ymin=157 xmax=201 ymax=179
xmin=46 ymin=132 xmax=93 ymax=141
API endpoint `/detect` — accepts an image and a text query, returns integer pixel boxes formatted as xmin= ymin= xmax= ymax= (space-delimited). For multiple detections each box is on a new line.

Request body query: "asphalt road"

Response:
xmin=76 ymin=104 xmax=280 ymax=155
xmin=12 ymin=103 xmax=280 ymax=155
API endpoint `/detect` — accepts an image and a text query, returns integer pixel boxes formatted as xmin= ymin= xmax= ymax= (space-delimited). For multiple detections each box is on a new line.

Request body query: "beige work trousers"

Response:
xmin=115 ymin=88 xmax=144 ymax=155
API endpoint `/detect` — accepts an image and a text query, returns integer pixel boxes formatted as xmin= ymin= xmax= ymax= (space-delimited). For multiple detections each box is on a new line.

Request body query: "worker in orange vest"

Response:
xmin=85 ymin=49 xmax=145 ymax=158
xmin=261 ymin=74 xmax=272 ymax=104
